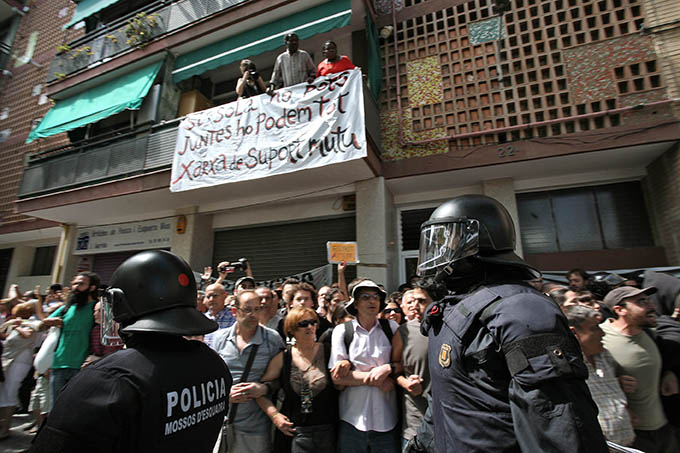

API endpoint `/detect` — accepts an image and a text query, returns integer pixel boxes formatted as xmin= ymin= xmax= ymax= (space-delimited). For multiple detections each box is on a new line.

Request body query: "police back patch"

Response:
xmin=439 ymin=343 xmax=452 ymax=368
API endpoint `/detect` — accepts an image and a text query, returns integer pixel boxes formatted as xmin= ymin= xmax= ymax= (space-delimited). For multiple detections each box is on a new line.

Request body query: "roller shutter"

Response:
xmin=91 ymin=251 xmax=141 ymax=285
xmin=213 ymin=216 xmax=356 ymax=282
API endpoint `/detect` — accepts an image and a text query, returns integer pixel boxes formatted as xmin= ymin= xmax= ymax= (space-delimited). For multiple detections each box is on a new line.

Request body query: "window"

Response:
xmin=400 ymin=207 xmax=436 ymax=250
xmin=31 ymin=246 xmax=56 ymax=276
xmin=517 ymin=182 xmax=654 ymax=254
xmin=399 ymin=206 xmax=437 ymax=282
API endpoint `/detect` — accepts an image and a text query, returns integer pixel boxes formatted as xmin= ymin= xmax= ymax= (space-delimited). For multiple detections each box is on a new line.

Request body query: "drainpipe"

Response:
xmin=390 ymin=2 xmax=680 ymax=147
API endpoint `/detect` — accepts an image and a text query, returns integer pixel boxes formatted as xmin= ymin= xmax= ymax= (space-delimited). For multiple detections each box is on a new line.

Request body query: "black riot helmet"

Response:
xmin=103 ymin=250 xmax=217 ymax=336
xmin=418 ymin=194 xmax=540 ymax=281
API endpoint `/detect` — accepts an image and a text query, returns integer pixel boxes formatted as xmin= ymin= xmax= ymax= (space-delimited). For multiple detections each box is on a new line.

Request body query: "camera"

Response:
xmin=218 ymin=258 xmax=248 ymax=274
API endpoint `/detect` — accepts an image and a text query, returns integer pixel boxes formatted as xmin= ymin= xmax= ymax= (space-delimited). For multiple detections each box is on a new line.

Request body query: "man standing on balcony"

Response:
xmin=267 ymin=32 xmax=316 ymax=93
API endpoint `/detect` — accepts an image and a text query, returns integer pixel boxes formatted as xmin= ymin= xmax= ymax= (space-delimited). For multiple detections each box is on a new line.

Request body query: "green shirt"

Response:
xmin=601 ymin=320 xmax=666 ymax=431
xmin=49 ymin=301 xmax=95 ymax=369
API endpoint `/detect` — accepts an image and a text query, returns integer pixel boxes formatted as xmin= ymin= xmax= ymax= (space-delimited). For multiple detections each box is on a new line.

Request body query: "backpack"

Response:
xmin=342 ymin=318 xmax=393 ymax=354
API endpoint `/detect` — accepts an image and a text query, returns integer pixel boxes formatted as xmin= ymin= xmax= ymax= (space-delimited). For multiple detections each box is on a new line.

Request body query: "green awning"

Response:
xmin=26 ymin=62 xmax=162 ymax=144
xmin=172 ymin=0 xmax=351 ymax=83
xmin=64 ymin=0 xmax=122 ymax=29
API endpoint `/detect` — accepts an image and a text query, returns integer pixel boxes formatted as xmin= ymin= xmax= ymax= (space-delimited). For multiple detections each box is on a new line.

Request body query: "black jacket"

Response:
xmin=30 ymin=334 xmax=232 ymax=453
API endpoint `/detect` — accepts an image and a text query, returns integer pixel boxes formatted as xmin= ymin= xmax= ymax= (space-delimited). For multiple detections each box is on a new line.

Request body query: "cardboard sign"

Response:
xmin=327 ymin=241 xmax=359 ymax=264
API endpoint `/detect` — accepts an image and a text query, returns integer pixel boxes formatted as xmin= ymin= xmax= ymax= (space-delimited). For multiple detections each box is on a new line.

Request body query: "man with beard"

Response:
xmin=41 ymin=272 xmax=100 ymax=405
xmin=602 ymin=286 xmax=679 ymax=453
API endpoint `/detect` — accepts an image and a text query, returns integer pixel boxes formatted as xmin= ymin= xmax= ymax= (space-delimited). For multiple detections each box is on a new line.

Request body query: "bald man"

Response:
xmin=203 ymin=283 xmax=236 ymax=349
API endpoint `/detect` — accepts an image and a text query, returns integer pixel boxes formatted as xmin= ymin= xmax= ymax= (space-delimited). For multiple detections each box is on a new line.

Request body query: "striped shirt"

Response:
xmin=270 ymin=49 xmax=315 ymax=88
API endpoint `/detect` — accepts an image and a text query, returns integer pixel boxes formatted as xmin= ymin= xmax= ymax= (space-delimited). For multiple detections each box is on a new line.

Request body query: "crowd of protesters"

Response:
xmin=1 ymin=259 xmax=679 ymax=452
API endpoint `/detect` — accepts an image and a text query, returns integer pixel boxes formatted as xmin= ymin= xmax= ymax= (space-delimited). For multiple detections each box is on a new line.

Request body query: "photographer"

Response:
xmin=236 ymin=59 xmax=266 ymax=99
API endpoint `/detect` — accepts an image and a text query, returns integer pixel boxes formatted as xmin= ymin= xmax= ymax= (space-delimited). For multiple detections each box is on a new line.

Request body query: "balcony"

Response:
xmin=19 ymin=81 xmax=382 ymax=198
xmin=19 ymin=119 xmax=180 ymax=198
xmin=48 ymin=0 xmax=250 ymax=83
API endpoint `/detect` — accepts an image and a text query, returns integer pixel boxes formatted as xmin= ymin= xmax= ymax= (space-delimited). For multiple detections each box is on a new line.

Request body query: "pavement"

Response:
xmin=1 ymin=412 xmax=36 ymax=453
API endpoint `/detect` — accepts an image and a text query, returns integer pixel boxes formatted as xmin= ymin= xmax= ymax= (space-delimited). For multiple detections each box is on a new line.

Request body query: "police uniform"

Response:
xmin=424 ymin=283 xmax=606 ymax=452
xmin=413 ymin=194 xmax=607 ymax=453
xmin=30 ymin=250 xmax=232 ymax=453
xmin=31 ymin=335 xmax=231 ymax=453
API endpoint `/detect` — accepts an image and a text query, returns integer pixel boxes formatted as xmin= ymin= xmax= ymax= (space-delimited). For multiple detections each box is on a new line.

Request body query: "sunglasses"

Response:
xmin=297 ymin=319 xmax=318 ymax=328
xmin=384 ymin=307 xmax=402 ymax=315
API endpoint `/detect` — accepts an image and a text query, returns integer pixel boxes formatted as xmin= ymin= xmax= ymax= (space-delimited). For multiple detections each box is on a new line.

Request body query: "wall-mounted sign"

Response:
xmin=74 ymin=217 xmax=174 ymax=255
xmin=327 ymin=241 xmax=359 ymax=264
xmin=170 ymin=69 xmax=367 ymax=192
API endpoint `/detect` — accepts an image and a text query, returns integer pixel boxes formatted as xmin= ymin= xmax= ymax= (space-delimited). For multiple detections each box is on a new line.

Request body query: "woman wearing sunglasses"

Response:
xmin=381 ymin=301 xmax=405 ymax=325
xmin=256 ymin=307 xmax=339 ymax=452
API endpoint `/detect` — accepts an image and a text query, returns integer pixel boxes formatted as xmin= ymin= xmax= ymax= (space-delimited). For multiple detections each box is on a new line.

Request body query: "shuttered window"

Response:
xmin=92 ymin=251 xmax=142 ymax=285
xmin=213 ymin=216 xmax=356 ymax=282
xmin=400 ymin=208 xmax=436 ymax=251
xmin=517 ymin=182 xmax=653 ymax=254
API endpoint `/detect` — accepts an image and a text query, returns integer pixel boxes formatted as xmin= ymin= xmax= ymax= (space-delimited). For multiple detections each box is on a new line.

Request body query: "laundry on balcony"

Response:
xmin=172 ymin=0 xmax=351 ymax=83
xmin=26 ymin=61 xmax=162 ymax=143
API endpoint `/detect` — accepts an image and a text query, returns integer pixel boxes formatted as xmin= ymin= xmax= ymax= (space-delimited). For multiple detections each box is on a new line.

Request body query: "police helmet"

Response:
xmin=418 ymin=194 xmax=540 ymax=280
xmin=104 ymin=250 xmax=217 ymax=336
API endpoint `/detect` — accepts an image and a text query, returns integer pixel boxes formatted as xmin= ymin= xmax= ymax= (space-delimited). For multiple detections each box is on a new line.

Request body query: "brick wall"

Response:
xmin=645 ymin=143 xmax=680 ymax=265
xmin=0 ymin=0 xmax=76 ymax=225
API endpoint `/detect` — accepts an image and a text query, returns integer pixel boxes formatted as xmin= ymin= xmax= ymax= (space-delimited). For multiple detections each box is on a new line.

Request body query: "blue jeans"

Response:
xmin=50 ymin=368 xmax=80 ymax=409
xmin=338 ymin=421 xmax=399 ymax=453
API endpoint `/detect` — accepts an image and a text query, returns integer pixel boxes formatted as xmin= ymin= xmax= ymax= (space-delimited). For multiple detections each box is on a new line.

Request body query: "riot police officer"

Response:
xmin=413 ymin=195 xmax=607 ymax=452
xmin=30 ymin=250 xmax=232 ymax=453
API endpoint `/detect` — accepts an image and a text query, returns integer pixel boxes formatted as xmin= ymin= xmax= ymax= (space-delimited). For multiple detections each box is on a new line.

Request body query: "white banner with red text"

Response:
xmin=170 ymin=69 xmax=366 ymax=192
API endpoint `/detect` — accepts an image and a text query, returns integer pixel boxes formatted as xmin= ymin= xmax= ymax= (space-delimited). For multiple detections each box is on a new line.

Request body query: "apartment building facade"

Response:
xmin=0 ymin=0 xmax=678 ymax=293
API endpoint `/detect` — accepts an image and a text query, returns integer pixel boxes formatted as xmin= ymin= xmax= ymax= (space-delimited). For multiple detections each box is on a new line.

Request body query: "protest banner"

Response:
xmin=171 ymin=69 xmax=366 ymax=192
xmin=208 ymin=264 xmax=332 ymax=292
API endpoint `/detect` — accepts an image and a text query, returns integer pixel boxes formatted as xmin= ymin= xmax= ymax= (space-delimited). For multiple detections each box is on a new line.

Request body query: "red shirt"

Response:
xmin=316 ymin=56 xmax=356 ymax=77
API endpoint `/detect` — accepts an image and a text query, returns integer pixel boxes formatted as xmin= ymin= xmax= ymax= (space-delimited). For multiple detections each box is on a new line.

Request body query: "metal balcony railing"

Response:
xmin=19 ymin=81 xmax=381 ymax=198
xmin=48 ymin=0 xmax=250 ymax=83
xmin=19 ymin=120 xmax=180 ymax=197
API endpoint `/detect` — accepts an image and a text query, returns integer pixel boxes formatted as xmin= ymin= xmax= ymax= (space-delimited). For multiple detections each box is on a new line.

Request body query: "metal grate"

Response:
xmin=46 ymin=156 xmax=79 ymax=189
xmin=107 ymin=136 xmax=147 ymax=176
xmin=380 ymin=0 xmax=650 ymax=149
xmin=145 ymin=125 xmax=178 ymax=169
xmin=74 ymin=147 xmax=111 ymax=184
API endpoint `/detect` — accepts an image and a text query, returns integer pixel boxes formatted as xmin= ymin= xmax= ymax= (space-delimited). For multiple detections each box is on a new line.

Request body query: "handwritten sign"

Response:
xmin=327 ymin=241 xmax=359 ymax=264
xmin=170 ymin=69 xmax=367 ymax=192
xmin=74 ymin=217 xmax=174 ymax=255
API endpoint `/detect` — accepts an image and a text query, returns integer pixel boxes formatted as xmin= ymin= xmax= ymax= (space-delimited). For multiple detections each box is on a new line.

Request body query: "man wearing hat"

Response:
xmin=329 ymin=280 xmax=401 ymax=452
xmin=601 ymin=285 xmax=679 ymax=453
xmin=234 ymin=276 xmax=256 ymax=294
xmin=30 ymin=250 xmax=232 ymax=453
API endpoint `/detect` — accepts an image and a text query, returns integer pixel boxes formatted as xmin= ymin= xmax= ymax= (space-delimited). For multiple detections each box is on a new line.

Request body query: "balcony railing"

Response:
xmin=19 ymin=120 xmax=180 ymax=197
xmin=19 ymin=83 xmax=381 ymax=198
xmin=48 ymin=0 xmax=249 ymax=83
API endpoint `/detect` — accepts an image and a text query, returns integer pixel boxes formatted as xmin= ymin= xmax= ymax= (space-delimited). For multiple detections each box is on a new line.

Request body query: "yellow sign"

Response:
xmin=327 ymin=241 xmax=359 ymax=264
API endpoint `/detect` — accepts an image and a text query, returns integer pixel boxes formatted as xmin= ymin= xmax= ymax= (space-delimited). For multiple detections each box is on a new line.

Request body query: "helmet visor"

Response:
xmin=417 ymin=219 xmax=480 ymax=276
xmin=101 ymin=290 xmax=124 ymax=347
